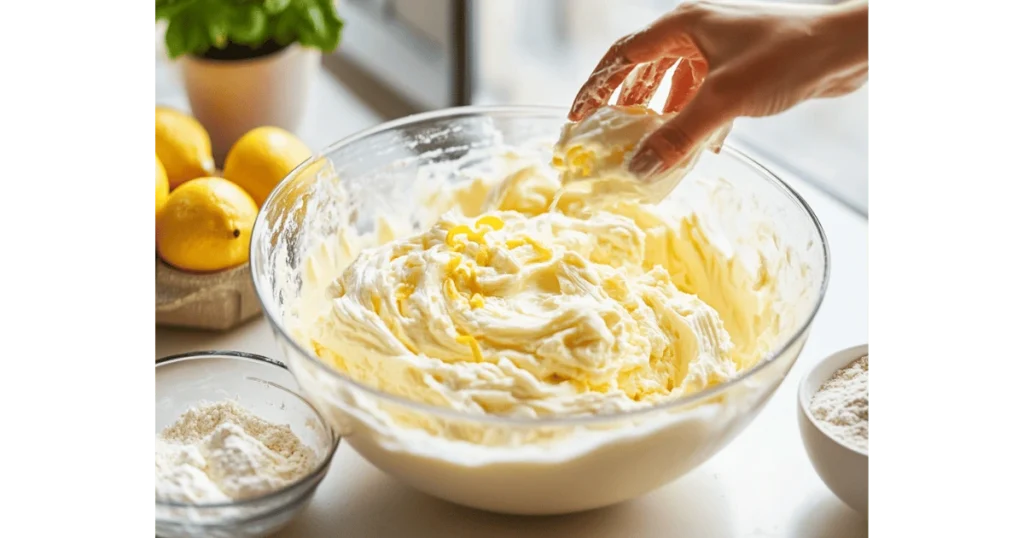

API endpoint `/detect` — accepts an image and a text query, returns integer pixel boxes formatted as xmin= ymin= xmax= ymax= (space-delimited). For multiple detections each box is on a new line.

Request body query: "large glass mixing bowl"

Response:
xmin=251 ymin=106 xmax=829 ymax=515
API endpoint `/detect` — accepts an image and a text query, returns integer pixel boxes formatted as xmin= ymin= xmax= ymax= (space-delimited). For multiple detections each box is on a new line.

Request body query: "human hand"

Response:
xmin=569 ymin=0 xmax=868 ymax=179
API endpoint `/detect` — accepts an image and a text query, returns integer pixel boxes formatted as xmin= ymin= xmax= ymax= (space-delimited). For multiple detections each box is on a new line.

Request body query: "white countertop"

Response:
xmin=156 ymin=58 xmax=868 ymax=538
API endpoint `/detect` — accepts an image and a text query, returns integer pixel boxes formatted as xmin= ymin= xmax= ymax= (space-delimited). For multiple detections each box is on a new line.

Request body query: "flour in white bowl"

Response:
xmin=155 ymin=400 xmax=316 ymax=504
xmin=810 ymin=355 xmax=868 ymax=452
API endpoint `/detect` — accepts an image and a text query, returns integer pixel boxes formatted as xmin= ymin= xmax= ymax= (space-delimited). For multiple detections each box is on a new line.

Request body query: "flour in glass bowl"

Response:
xmin=155 ymin=400 xmax=316 ymax=504
xmin=809 ymin=355 xmax=869 ymax=452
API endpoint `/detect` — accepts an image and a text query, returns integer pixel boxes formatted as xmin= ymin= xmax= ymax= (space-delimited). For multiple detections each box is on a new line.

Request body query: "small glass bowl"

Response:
xmin=155 ymin=351 xmax=339 ymax=538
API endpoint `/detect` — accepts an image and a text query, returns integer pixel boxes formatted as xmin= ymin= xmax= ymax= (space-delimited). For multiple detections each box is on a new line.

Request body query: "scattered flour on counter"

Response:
xmin=155 ymin=401 xmax=316 ymax=503
xmin=810 ymin=355 xmax=868 ymax=452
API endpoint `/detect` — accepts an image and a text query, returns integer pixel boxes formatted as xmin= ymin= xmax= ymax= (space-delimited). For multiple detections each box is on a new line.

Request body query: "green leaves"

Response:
xmin=205 ymin=4 xmax=230 ymax=49
xmin=155 ymin=0 xmax=199 ymax=21
xmin=264 ymin=0 xmax=291 ymax=15
xmin=229 ymin=5 xmax=269 ymax=46
xmin=156 ymin=0 xmax=343 ymax=59
xmin=163 ymin=16 xmax=189 ymax=59
xmin=272 ymin=8 xmax=299 ymax=48
xmin=163 ymin=11 xmax=212 ymax=59
xmin=279 ymin=0 xmax=343 ymax=51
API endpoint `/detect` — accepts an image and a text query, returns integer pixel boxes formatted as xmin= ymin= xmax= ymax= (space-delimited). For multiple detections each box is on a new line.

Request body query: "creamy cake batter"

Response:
xmin=552 ymin=104 xmax=728 ymax=203
xmin=294 ymin=106 xmax=780 ymax=421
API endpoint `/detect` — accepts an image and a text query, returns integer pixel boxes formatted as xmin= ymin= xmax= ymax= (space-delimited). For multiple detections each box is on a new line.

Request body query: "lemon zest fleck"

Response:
xmin=456 ymin=334 xmax=484 ymax=362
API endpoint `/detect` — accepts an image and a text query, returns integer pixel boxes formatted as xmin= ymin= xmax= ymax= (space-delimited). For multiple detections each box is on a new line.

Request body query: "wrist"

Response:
xmin=815 ymin=0 xmax=868 ymax=68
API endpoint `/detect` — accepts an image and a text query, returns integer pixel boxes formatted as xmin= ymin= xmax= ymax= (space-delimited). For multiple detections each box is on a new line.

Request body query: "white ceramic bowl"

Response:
xmin=798 ymin=343 xmax=869 ymax=517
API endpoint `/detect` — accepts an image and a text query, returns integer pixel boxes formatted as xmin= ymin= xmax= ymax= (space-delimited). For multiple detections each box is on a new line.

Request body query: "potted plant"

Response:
xmin=156 ymin=0 xmax=344 ymax=162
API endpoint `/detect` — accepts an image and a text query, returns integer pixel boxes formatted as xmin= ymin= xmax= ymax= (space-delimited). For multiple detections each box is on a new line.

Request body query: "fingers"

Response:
xmin=628 ymin=85 xmax=731 ymax=179
xmin=570 ymin=12 xmax=699 ymax=121
xmin=616 ymin=58 xmax=677 ymax=107
xmin=708 ymin=120 xmax=732 ymax=154
xmin=818 ymin=64 xmax=868 ymax=98
xmin=664 ymin=57 xmax=708 ymax=113
xmin=569 ymin=52 xmax=635 ymax=121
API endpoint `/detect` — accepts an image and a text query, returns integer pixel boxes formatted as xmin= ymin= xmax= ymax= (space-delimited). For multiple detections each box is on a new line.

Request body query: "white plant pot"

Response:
xmin=181 ymin=44 xmax=319 ymax=163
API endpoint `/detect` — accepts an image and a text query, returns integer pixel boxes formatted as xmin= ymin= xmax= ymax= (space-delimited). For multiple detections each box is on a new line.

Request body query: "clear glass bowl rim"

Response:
xmin=250 ymin=104 xmax=832 ymax=427
xmin=155 ymin=350 xmax=340 ymax=511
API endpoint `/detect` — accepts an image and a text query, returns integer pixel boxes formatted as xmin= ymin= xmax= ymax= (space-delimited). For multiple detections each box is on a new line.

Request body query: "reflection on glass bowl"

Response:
xmin=251 ymin=106 xmax=829 ymax=515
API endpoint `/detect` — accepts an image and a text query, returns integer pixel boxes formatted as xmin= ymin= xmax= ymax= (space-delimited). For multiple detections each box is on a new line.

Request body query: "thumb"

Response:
xmin=628 ymin=87 xmax=730 ymax=179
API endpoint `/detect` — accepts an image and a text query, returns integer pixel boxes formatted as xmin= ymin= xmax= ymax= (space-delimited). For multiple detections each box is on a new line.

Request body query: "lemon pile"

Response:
xmin=155 ymin=107 xmax=311 ymax=272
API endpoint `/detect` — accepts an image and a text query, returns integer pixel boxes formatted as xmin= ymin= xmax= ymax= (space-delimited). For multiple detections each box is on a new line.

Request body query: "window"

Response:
xmin=470 ymin=0 xmax=867 ymax=214
xmin=330 ymin=0 xmax=467 ymax=112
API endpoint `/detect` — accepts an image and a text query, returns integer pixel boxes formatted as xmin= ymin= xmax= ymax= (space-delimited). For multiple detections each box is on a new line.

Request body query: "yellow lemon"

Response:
xmin=223 ymin=126 xmax=311 ymax=206
xmin=156 ymin=154 xmax=169 ymax=219
xmin=156 ymin=107 xmax=216 ymax=189
xmin=156 ymin=177 xmax=258 ymax=272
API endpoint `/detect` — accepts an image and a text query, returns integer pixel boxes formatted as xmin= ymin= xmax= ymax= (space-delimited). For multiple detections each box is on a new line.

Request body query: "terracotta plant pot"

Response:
xmin=181 ymin=43 xmax=319 ymax=163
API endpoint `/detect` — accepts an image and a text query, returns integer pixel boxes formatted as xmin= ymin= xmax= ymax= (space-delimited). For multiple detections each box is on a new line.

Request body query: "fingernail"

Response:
xmin=629 ymin=147 xmax=663 ymax=179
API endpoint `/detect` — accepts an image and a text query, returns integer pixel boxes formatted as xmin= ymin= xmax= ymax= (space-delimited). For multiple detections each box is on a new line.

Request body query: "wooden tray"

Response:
xmin=155 ymin=257 xmax=262 ymax=331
